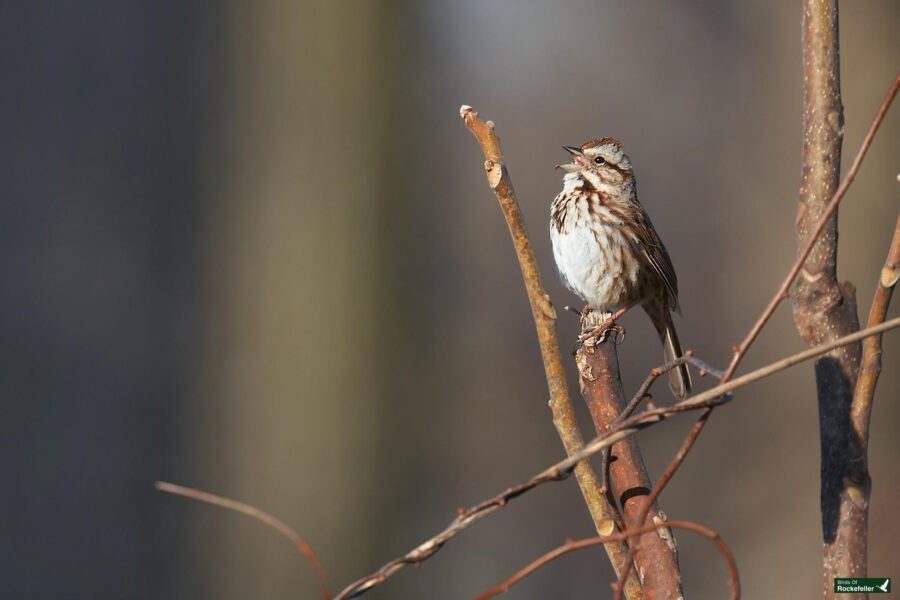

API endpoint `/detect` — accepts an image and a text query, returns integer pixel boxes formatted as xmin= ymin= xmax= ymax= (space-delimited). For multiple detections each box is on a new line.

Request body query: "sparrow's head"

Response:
xmin=559 ymin=137 xmax=632 ymax=180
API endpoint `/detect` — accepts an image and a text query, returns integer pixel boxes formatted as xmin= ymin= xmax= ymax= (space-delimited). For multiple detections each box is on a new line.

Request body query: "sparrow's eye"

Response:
xmin=593 ymin=156 xmax=606 ymax=165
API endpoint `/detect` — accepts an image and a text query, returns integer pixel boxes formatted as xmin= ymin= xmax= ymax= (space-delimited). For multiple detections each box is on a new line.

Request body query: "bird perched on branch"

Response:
xmin=550 ymin=138 xmax=692 ymax=398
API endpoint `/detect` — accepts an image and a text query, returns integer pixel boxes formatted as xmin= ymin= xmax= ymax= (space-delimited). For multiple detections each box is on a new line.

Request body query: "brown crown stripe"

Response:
xmin=581 ymin=136 xmax=622 ymax=150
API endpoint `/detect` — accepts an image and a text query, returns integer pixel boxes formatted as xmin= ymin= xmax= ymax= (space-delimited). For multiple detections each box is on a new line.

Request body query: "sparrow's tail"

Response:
xmin=646 ymin=303 xmax=692 ymax=400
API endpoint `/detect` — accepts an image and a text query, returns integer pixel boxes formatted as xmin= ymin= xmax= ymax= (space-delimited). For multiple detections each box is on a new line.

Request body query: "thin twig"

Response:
xmin=155 ymin=481 xmax=332 ymax=600
xmin=614 ymin=71 xmax=900 ymax=598
xmin=333 ymin=317 xmax=900 ymax=599
xmin=459 ymin=105 xmax=640 ymax=596
xmin=841 ymin=213 xmax=900 ymax=567
xmin=851 ymin=213 xmax=900 ymax=463
xmin=473 ymin=519 xmax=739 ymax=600
xmin=619 ymin=355 xmax=723 ymax=420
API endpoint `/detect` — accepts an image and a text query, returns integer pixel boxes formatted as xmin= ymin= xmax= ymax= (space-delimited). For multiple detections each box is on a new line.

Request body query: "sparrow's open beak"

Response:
xmin=556 ymin=145 xmax=584 ymax=172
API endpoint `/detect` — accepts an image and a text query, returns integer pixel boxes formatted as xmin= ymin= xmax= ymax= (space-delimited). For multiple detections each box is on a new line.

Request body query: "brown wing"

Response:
xmin=633 ymin=210 xmax=681 ymax=314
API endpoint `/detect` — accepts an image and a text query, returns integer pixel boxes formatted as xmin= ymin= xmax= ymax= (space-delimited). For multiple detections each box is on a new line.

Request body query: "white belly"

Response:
xmin=550 ymin=220 xmax=640 ymax=311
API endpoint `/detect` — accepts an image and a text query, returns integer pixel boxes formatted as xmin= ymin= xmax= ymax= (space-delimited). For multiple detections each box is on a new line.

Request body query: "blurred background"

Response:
xmin=2 ymin=1 xmax=899 ymax=598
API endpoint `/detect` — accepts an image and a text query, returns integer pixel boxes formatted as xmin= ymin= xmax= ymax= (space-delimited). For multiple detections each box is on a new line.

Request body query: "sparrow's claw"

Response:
xmin=577 ymin=321 xmax=625 ymax=346
xmin=577 ymin=307 xmax=628 ymax=346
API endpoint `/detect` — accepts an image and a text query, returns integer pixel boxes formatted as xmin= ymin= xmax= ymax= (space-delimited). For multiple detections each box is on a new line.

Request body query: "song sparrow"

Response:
xmin=550 ymin=138 xmax=692 ymax=398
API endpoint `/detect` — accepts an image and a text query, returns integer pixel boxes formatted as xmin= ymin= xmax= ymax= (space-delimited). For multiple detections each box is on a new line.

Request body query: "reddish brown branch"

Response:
xmin=459 ymin=105 xmax=640 ymax=596
xmin=473 ymin=519 xmax=739 ymax=600
xmin=576 ymin=323 xmax=681 ymax=598
xmin=612 ymin=410 xmax=710 ymax=600
xmin=155 ymin=481 xmax=332 ymax=600
xmin=334 ymin=318 xmax=900 ymax=599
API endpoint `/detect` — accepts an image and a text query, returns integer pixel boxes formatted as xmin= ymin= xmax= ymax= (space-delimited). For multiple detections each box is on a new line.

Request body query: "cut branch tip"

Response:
xmin=881 ymin=265 xmax=899 ymax=288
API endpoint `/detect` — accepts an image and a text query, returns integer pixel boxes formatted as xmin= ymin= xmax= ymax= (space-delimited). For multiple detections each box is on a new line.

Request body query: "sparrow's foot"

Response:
xmin=577 ymin=322 xmax=625 ymax=345
xmin=577 ymin=307 xmax=628 ymax=346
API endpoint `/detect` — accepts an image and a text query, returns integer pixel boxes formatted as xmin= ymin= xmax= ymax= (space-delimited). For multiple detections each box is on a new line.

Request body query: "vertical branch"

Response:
xmin=576 ymin=329 xmax=681 ymax=598
xmin=459 ymin=106 xmax=642 ymax=598
xmin=794 ymin=1 xmax=864 ymax=593
xmin=847 ymin=212 xmax=900 ymax=545
xmin=851 ymin=214 xmax=900 ymax=451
